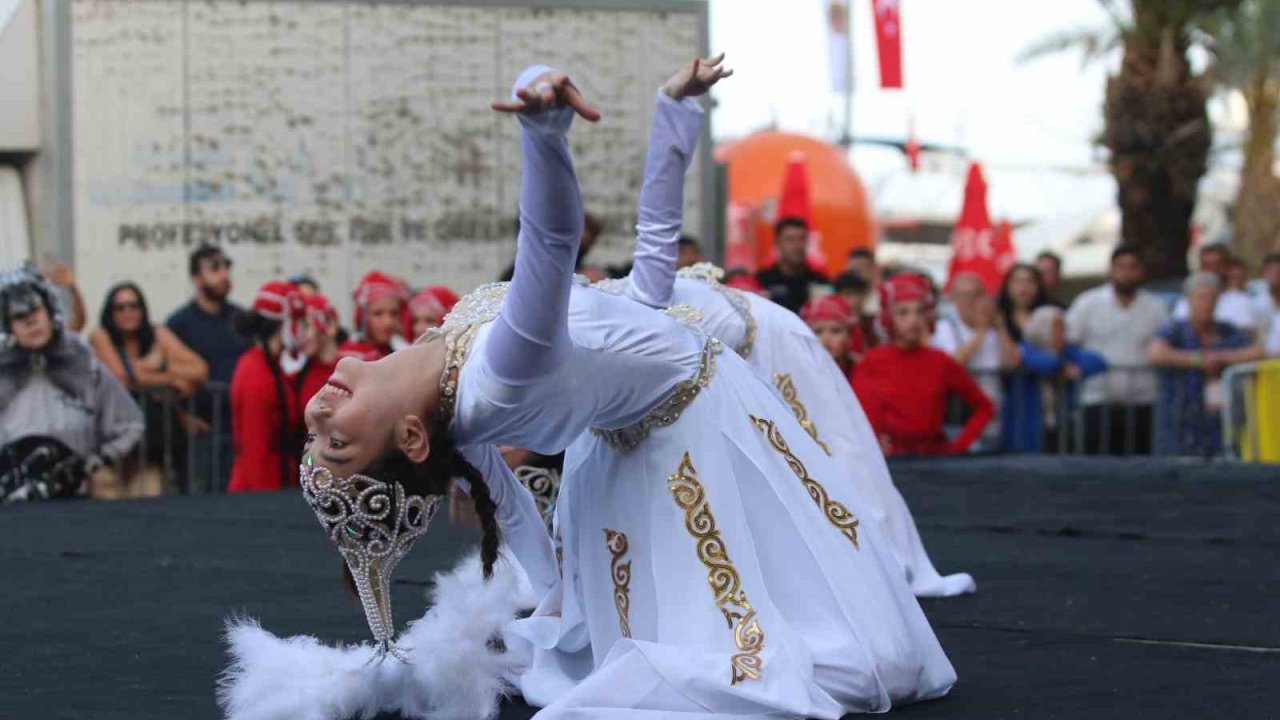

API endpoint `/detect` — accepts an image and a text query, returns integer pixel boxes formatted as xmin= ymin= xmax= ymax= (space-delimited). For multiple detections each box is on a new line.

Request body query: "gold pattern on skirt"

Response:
xmin=749 ymin=415 xmax=860 ymax=549
xmin=604 ymin=529 xmax=632 ymax=638
xmin=771 ymin=373 xmax=832 ymax=456
xmin=668 ymin=452 xmax=765 ymax=685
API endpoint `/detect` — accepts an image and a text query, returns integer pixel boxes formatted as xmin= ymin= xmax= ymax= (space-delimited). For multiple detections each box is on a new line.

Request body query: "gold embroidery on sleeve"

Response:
xmin=750 ymin=415 xmax=860 ymax=549
xmin=603 ymin=528 xmax=632 ymax=638
xmin=668 ymin=452 xmax=764 ymax=684
xmin=771 ymin=373 xmax=832 ymax=456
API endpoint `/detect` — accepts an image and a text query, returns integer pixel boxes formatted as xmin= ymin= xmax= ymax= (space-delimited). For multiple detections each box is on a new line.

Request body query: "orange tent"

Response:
xmin=715 ymin=131 xmax=876 ymax=278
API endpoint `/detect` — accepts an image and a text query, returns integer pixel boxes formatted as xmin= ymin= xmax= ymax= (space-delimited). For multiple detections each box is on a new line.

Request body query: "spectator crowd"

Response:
xmin=755 ymin=216 xmax=1280 ymax=459
xmin=3 ymin=215 xmax=1279 ymax=504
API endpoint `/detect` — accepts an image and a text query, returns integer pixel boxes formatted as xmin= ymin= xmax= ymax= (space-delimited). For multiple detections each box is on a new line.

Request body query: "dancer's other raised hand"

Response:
xmin=492 ymin=69 xmax=601 ymax=122
xmin=661 ymin=52 xmax=733 ymax=102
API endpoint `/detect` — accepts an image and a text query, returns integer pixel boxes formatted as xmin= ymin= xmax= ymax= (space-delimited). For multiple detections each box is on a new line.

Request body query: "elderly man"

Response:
xmin=1148 ymin=272 xmax=1262 ymax=456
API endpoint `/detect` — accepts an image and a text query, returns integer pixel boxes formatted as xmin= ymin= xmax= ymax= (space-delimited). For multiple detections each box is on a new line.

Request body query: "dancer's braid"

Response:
xmin=442 ymin=445 xmax=501 ymax=579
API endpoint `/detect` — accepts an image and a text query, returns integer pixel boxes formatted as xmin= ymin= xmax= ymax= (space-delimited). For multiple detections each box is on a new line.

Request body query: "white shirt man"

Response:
xmin=1067 ymin=282 xmax=1168 ymax=406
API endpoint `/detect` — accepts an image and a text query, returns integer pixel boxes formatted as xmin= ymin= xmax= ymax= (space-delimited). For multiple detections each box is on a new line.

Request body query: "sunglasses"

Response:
xmin=112 ymin=301 xmax=142 ymax=312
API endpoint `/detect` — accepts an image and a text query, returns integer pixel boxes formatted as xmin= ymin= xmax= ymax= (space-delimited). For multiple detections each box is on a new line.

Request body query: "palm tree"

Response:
xmin=1205 ymin=0 xmax=1280 ymax=270
xmin=1022 ymin=0 xmax=1241 ymax=280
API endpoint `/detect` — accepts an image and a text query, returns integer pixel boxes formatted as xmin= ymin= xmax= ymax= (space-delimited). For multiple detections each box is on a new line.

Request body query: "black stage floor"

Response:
xmin=3 ymin=456 xmax=1278 ymax=720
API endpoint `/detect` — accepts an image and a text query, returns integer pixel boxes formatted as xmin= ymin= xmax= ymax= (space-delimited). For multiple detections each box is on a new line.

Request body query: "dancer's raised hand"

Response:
xmin=492 ymin=70 xmax=601 ymax=122
xmin=661 ymin=53 xmax=733 ymax=101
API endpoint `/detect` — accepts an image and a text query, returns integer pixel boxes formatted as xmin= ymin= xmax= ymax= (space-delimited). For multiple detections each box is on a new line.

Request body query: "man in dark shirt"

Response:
xmin=166 ymin=244 xmax=250 ymax=492
xmin=756 ymin=217 xmax=829 ymax=313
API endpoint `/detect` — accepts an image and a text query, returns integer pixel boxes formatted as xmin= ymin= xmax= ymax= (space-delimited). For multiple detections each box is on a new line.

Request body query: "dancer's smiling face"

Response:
xmin=303 ymin=340 xmax=445 ymax=475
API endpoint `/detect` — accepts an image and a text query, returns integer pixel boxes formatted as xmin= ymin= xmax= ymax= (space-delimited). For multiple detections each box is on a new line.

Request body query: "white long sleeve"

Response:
xmin=458 ymin=444 xmax=559 ymax=598
xmin=483 ymin=65 xmax=583 ymax=387
xmin=625 ymin=92 xmax=705 ymax=309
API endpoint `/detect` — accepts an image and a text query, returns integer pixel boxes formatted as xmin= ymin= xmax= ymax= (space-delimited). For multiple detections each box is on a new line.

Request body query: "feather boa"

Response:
xmin=218 ymin=552 xmax=536 ymax=720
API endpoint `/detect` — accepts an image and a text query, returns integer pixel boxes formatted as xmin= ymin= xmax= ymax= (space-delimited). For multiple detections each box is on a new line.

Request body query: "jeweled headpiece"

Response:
xmin=299 ymin=454 xmax=441 ymax=661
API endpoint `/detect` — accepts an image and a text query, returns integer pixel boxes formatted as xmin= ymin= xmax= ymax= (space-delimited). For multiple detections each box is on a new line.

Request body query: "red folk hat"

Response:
xmin=252 ymin=280 xmax=308 ymax=366
xmin=878 ymin=272 xmax=936 ymax=335
xmin=351 ymin=270 xmax=410 ymax=341
xmin=800 ymin=294 xmax=852 ymax=327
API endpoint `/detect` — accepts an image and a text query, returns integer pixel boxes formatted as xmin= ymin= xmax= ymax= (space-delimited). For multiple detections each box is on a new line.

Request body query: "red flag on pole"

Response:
xmin=905 ymin=115 xmax=920 ymax=172
xmin=871 ymin=0 xmax=903 ymax=89
xmin=945 ymin=162 xmax=1015 ymax=295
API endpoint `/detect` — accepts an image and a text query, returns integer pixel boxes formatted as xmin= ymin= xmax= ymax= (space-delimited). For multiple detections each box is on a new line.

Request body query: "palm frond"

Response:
xmin=1017 ymin=25 xmax=1123 ymax=65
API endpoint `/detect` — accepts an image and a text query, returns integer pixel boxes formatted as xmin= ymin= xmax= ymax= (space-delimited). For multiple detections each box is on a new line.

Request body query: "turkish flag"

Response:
xmin=945 ymin=162 xmax=1016 ymax=295
xmin=871 ymin=0 xmax=903 ymax=89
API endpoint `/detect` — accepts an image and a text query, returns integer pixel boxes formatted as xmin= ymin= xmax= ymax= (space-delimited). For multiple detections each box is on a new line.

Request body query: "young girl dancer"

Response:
xmin=234 ymin=60 xmax=954 ymax=720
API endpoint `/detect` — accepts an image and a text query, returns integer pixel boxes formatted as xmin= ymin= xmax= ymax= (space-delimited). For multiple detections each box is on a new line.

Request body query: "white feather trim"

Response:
xmin=218 ymin=552 xmax=536 ymax=720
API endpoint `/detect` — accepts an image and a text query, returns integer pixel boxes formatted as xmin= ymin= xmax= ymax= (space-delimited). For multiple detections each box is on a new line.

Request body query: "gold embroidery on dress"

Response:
xmin=668 ymin=452 xmax=764 ymax=684
xmin=749 ymin=415 xmax=860 ymax=549
xmin=591 ymin=337 xmax=723 ymax=451
xmin=604 ymin=529 xmax=632 ymax=638
xmin=677 ymin=262 xmax=756 ymax=358
xmin=771 ymin=373 xmax=832 ymax=456
xmin=664 ymin=303 xmax=705 ymax=326
xmin=436 ymin=282 xmax=510 ymax=422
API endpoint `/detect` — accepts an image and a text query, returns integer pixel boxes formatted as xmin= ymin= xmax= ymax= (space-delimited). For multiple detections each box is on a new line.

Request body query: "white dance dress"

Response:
xmin=439 ymin=70 xmax=955 ymax=718
xmin=220 ymin=68 xmax=955 ymax=720
xmin=600 ymin=90 xmax=974 ymax=599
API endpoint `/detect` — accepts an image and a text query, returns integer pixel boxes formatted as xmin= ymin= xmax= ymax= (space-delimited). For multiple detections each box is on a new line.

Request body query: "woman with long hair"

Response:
xmin=88 ymin=282 xmax=208 ymax=495
xmin=995 ymin=263 xmax=1063 ymax=451
xmin=226 ymin=61 xmax=953 ymax=720
xmin=227 ymin=281 xmax=305 ymax=493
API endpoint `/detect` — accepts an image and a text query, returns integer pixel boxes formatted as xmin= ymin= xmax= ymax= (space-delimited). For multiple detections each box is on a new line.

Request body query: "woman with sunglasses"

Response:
xmin=89 ymin=282 xmax=208 ymax=495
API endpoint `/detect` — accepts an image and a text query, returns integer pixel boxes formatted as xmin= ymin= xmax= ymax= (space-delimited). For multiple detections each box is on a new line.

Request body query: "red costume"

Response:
xmin=230 ymin=281 xmax=306 ymax=492
xmin=852 ymin=273 xmax=994 ymax=456
xmin=297 ymin=294 xmax=338 ymax=409
xmin=853 ymin=344 xmax=993 ymax=456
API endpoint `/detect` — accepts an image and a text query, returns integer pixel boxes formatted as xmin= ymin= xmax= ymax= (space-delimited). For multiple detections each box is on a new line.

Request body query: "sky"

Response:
xmin=708 ymin=0 xmax=1117 ymax=170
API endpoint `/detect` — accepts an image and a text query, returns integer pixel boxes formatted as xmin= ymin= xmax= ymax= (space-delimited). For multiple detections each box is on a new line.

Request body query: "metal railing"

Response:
xmin=78 ymin=359 xmax=1280 ymax=500
xmin=954 ymin=364 xmax=1263 ymax=459
xmin=1221 ymin=359 xmax=1280 ymax=463
xmin=102 ymin=382 xmax=232 ymax=497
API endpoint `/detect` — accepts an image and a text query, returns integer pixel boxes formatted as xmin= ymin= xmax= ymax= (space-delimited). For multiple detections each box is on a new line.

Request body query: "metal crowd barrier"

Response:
xmin=1221 ymin=359 xmax=1280 ymax=463
xmin=954 ymin=364 xmax=1251 ymax=459
xmin=108 ymin=382 xmax=231 ymax=497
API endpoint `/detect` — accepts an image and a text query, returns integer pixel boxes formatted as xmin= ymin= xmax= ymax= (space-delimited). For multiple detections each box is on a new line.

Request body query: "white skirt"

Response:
xmin=505 ymin=349 xmax=955 ymax=719
xmin=762 ymin=329 xmax=976 ymax=599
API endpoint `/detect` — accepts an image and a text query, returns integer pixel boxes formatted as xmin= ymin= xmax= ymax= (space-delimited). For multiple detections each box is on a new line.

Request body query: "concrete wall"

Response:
xmin=0 ymin=0 xmax=40 ymax=151
xmin=68 ymin=0 xmax=705 ymax=324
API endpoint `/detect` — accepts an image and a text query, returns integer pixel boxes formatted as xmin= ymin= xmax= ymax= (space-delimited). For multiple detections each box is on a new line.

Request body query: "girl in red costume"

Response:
xmin=408 ymin=286 xmax=459 ymax=339
xmin=338 ymin=271 xmax=411 ymax=361
xmin=296 ymin=293 xmax=341 ymax=409
xmin=800 ymin=294 xmax=863 ymax=377
xmin=853 ymin=273 xmax=994 ymax=456
xmin=228 ymin=281 xmax=306 ymax=492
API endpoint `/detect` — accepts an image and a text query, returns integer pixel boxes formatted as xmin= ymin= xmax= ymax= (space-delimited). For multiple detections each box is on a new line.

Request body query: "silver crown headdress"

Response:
xmin=299 ymin=454 xmax=440 ymax=661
